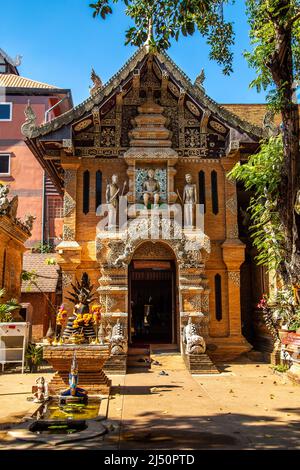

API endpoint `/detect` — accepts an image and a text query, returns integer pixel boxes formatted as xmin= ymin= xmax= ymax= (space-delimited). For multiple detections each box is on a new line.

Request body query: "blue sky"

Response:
xmin=1 ymin=0 xmax=267 ymax=106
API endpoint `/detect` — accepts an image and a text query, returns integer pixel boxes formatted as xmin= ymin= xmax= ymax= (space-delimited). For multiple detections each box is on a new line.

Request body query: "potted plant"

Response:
xmin=25 ymin=343 xmax=43 ymax=373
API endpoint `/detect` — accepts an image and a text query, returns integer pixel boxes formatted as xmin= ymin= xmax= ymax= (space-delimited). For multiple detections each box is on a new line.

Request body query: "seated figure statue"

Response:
xmin=142 ymin=169 xmax=160 ymax=207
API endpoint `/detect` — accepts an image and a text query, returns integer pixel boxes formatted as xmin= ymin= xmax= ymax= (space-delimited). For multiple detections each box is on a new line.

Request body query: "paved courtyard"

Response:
xmin=0 ymin=354 xmax=299 ymax=450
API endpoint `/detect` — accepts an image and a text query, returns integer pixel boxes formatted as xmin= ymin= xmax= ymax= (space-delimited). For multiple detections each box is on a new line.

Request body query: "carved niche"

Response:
xmin=135 ymin=168 xmax=167 ymax=203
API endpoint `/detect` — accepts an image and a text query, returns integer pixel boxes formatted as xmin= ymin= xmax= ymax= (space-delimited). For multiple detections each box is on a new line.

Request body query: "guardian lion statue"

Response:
xmin=183 ymin=317 xmax=206 ymax=355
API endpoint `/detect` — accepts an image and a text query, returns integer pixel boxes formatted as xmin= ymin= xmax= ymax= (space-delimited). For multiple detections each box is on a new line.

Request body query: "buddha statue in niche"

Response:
xmin=142 ymin=169 xmax=160 ymax=207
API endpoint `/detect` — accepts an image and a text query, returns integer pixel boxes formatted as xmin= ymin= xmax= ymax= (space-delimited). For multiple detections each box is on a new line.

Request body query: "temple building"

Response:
xmin=23 ymin=46 xmax=273 ymax=364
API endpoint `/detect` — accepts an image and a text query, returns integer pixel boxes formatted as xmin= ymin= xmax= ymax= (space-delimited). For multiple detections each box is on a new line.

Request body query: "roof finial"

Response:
xmin=194 ymin=69 xmax=205 ymax=90
xmin=14 ymin=55 xmax=22 ymax=67
xmin=21 ymin=100 xmax=37 ymax=137
xmin=90 ymin=68 xmax=103 ymax=96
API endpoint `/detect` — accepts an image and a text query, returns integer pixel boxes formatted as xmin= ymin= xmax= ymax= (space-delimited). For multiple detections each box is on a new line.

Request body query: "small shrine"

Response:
xmin=43 ymin=273 xmax=111 ymax=395
xmin=23 ymin=46 xmax=265 ymax=370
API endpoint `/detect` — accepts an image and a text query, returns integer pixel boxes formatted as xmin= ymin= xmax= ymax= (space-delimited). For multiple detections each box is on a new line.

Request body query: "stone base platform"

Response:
xmin=43 ymin=345 xmax=111 ymax=396
xmin=207 ymin=336 xmax=253 ymax=361
xmin=104 ymin=354 xmax=127 ymax=375
xmin=49 ymin=370 xmax=111 ymax=395
xmin=184 ymin=353 xmax=219 ymax=374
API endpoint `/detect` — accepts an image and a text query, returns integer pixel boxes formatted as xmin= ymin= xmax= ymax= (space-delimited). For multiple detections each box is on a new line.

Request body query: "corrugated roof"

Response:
xmin=0 ymin=74 xmax=61 ymax=90
xmin=21 ymin=253 xmax=60 ymax=293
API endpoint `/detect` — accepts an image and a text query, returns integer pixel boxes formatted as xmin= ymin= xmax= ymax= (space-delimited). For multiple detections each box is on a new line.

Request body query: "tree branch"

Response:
xmin=290 ymin=10 xmax=300 ymax=26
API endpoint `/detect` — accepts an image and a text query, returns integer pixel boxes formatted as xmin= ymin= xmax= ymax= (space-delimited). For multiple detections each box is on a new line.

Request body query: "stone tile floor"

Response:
xmin=0 ymin=355 xmax=299 ymax=450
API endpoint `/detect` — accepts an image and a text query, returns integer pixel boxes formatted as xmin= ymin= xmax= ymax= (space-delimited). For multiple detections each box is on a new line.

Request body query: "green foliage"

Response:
xmin=270 ymin=286 xmax=300 ymax=326
xmin=32 ymin=242 xmax=55 ymax=254
xmin=89 ymin=0 xmax=235 ymax=74
xmin=25 ymin=343 xmax=43 ymax=372
xmin=288 ymin=318 xmax=300 ymax=330
xmin=257 ymin=286 xmax=300 ymax=336
xmin=272 ymin=364 xmax=290 ymax=372
xmin=245 ymin=0 xmax=300 ymax=107
xmin=0 ymin=289 xmax=21 ymax=322
xmin=228 ymin=136 xmax=285 ymax=270
xmin=45 ymin=258 xmax=57 ymax=266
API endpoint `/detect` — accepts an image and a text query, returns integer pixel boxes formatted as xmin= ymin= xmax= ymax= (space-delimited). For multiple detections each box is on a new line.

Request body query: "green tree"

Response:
xmin=244 ymin=0 xmax=300 ymax=285
xmin=90 ymin=0 xmax=300 ymax=284
xmin=90 ymin=1 xmax=235 ymax=74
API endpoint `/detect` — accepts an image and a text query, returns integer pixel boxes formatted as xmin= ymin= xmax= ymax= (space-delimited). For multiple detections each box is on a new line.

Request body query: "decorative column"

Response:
xmin=61 ymin=162 xmax=80 ymax=242
xmin=221 ymin=157 xmax=249 ymax=343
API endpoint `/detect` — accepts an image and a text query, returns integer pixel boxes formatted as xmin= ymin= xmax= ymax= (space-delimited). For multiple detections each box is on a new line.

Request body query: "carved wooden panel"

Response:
xmin=132 ymin=241 xmax=175 ymax=260
xmin=121 ymin=105 xmax=138 ymax=147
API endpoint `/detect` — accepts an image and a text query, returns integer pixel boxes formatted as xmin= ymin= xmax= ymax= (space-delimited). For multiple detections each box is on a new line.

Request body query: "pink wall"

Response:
xmin=0 ymin=94 xmax=63 ymax=246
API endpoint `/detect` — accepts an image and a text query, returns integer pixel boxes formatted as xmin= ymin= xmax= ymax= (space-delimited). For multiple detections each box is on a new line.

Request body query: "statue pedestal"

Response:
xmin=43 ymin=345 xmax=111 ymax=396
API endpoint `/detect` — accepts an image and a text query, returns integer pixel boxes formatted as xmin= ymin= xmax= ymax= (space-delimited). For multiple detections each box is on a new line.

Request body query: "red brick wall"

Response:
xmin=21 ymin=292 xmax=56 ymax=342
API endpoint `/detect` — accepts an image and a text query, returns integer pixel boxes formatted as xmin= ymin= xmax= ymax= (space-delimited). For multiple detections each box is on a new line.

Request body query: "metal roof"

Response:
xmin=0 ymin=74 xmax=62 ymax=90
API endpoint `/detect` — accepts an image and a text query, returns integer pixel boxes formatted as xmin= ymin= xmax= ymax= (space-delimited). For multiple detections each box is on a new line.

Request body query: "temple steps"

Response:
xmin=184 ymin=353 xmax=220 ymax=374
xmin=104 ymin=354 xmax=127 ymax=375
xmin=127 ymin=344 xmax=151 ymax=370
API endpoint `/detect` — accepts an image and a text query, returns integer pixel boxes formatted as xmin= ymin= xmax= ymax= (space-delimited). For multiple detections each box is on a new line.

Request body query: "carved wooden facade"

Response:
xmin=24 ymin=46 xmax=264 ymax=360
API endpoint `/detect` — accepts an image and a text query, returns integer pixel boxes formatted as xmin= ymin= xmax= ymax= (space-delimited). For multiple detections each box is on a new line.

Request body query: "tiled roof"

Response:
xmin=0 ymin=74 xmax=61 ymax=90
xmin=21 ymin=253 xmax=60 ymax=293
xmin=222 ymin=103 xmax=300 ymax=128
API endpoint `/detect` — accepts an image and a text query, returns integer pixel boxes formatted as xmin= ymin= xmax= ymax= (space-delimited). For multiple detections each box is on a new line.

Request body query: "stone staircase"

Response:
xmin=127 ymin=344 xmax=151 ymax=370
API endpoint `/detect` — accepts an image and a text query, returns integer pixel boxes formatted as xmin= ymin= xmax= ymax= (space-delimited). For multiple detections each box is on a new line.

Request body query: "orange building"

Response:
xmin=0 ymin=48 xmax=73 ymax=247
xmin=24 ymin=46 xmax=277 ymax=370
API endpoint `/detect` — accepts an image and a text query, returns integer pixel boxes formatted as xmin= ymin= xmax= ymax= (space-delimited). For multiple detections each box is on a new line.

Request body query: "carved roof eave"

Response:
xmin=155 ymin=51 xmax=263 ymax=141
xmin=0 ymin=215 xmax=31 ymax=244
xmin=25 ymin=45 xmax=263 ymax=142
xmin=25 ymin=47 xmax=148 ymax=140
xmin=25 ymin=137 xmax=64 ymax=194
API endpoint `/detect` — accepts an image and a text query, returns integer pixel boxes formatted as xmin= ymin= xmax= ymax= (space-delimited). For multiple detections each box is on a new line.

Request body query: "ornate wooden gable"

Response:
xmin=24 ymin=46 xmax=263 ymax=191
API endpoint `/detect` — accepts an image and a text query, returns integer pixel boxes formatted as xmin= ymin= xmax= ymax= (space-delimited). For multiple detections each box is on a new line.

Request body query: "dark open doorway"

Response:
xmin=129 ymin=260 xmax=176 ymax=344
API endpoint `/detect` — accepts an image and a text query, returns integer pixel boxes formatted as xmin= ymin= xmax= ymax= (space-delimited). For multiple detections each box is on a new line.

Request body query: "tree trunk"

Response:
xmin=268 ymin=22 xmax=300 ymax=285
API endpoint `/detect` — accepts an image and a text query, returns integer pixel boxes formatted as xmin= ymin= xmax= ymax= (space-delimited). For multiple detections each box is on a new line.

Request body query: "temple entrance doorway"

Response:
xmin=128 ymin=258 xmax=176 ymax=345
